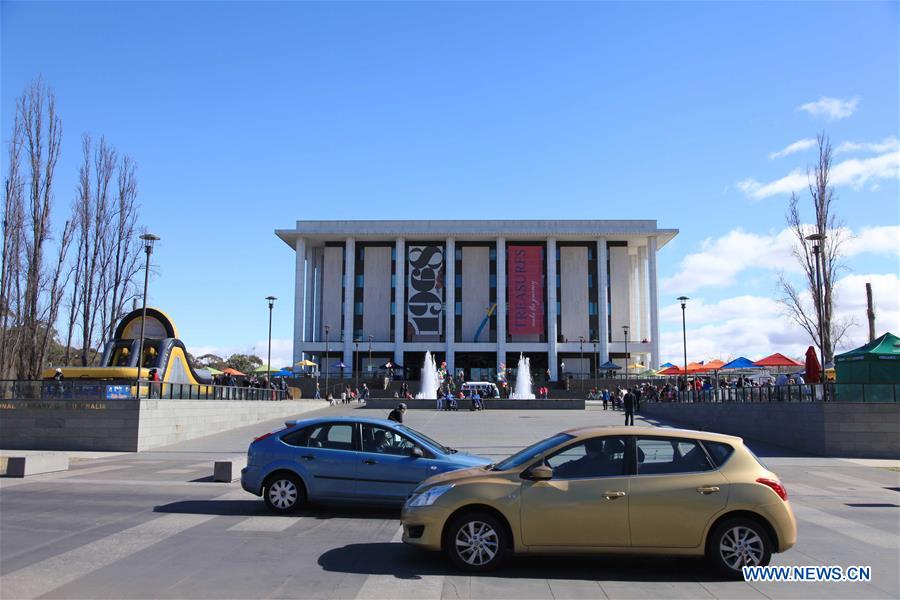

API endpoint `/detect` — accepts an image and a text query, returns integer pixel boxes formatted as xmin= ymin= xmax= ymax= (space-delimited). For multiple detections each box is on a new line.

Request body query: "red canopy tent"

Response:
xmin=754 ymin=353 xmax=803 ymax=368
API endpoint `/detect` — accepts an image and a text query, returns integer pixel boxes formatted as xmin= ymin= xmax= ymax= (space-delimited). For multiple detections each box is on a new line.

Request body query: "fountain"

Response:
xmin=510 ymin=354 xmax=535 ymax=399
xmin=415 ymin=351 xmax=440 ymax=399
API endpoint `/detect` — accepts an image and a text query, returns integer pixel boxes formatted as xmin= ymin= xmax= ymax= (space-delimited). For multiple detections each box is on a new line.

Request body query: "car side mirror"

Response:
xmin=410 ymin=446 xmax=424 ymax=458
xmin=524 ymin=464 xmax=553 ymax=481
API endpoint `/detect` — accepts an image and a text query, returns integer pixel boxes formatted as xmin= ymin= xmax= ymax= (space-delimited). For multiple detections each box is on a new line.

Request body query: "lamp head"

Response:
xmin=805 ymin=233 xmax=826 ymax=242
xmin=266 ymin=295 xmax=277 ymax=308
xmin=139 ymin=233 xmax=160 ymax=252
xmin=677 ymin=296 xmax=689 ymax=308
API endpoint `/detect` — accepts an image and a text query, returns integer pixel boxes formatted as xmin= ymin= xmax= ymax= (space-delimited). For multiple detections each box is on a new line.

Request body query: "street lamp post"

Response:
xmin=324 ymin=324 xmax=330 ymax=399
xmin=135 ymin=233 xmax=159 ymax=400
xmin=592 ymin=339 xmax=598 ymax=388
xmin=805 ymin=233 xmax=827 ymax=382
xmin=579 ymin=336 xmax=585 ymax=392
xmin=677 ymin=296 xmax=689 ymax=397
xmin=265 ymin=296 xmax=276 ymax=385
xmin=623 ymin=325 xmax=630 ymax=389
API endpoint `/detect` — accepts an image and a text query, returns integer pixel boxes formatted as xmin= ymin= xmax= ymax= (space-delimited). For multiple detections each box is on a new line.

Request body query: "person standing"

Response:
xmin=601 ymin=388 xmax=609 ymax=410
xmin=623 ymin=388 xmax=635 ymax=426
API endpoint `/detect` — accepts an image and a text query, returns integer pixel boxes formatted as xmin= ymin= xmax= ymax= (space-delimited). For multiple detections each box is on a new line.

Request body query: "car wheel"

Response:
xmin=443 ymin=511 xmax=509 ymax=572
xmin=708 ymin=517 xmax=772 ymax=579
xmin=263 ymin=473 xmax=306 ymax=513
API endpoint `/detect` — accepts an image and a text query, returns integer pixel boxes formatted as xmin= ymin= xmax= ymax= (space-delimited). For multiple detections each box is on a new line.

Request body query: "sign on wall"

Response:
xmin=508 ymin=245 xmax=544 ymax=335
xmin=407 ymin=244 xmax=445 ymax=340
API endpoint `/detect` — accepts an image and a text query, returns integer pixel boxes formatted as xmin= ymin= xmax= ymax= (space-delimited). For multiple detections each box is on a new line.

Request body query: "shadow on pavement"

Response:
xmin=154 ymin=499 xmax=399 ymax=520
xmin=318 ymin=542 xmax=725 ymax=582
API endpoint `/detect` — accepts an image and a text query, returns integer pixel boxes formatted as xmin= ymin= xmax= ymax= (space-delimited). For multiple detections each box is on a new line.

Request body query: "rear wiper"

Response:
xmin=484 ymin=463 xmax=495 ymax=470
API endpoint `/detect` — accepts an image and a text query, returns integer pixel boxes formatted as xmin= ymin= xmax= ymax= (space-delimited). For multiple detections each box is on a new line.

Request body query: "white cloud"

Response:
xmin=769 ymin=138 xmax=817 ymax=160
xmin=797 ymin=96 xmax=859 ymax=121
xmin=191 ymin=338 xmax=293 ymax=369
xmin=659 ymin=272 xmax=900 ymax=364
xmin=737 ymin=149 xmax=900 ymax=200
xmin=835 ymin=137 xmax=899 ymax=155
xmin=661 ymin=228 xmax=800 ymax=294
xmin=662 ymin=225 xmax=898 ymax=295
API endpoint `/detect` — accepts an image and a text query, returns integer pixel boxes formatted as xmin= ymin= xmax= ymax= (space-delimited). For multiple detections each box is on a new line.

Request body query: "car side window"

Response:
xmin=702 ymin=441 xmax=735 ymax=467
xmin=636 ymin=437 xmax=713 ymax=475
xmin=307 ymin=424 xmax=355 ymax=451
xmin=280 ymin=427 xmax=311 ymax=447
xmin=361 ymin=424 xmax=419 ymax=456
xmin=546 ymin=436 xmax=627 ymax=479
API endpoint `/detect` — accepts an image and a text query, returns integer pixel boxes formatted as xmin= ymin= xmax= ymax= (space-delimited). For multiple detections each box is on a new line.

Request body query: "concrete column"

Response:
xmin=629 ymin=249 xmax=639 ymax=339
xmin=314 ymin=248 xmax=324 ymax=342
xmin=639 ymin=245 xmax=648 ymax=343
xmin=496 ymin=237 xmax=506 ymax=374
xmin=304 ymin=244 xmax=315 ymax=347
xmin=597 ymin=238 xmax=609 ymax=364
xmin=648 ymin=236 xmax=660 ymax=369
xmin=343 ymin=237 xmax=355 ymax=377
xmin=293 ymin=236 xmax=306 ymax=366
xmin=547 ymin=238 xmax=558 ymax=381
xmin=445 ymin=238 xmax=455 ymax=376
xmin=394 ymin=238 xmax=405 ymax=367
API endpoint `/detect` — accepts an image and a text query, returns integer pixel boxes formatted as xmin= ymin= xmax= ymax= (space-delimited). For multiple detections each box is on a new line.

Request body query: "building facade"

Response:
xmin=276 ymin=220 xmax=677 ymax=381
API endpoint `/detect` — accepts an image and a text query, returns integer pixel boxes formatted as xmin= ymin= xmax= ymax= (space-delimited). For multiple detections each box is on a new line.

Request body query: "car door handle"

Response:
xmin=603 ymin=491 xmax=626 ymax=499
xmin=300 ymin=455 xmax=315 ymax=461
xmin=697 ymin=486 xmax=720 ymax=494
xmin=362 ymin=459 xmax=377 ymax=465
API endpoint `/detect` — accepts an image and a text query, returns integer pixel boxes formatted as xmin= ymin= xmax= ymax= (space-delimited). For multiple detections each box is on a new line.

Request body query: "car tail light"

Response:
xmin=756 ymin=477 xmax=788 ymax=501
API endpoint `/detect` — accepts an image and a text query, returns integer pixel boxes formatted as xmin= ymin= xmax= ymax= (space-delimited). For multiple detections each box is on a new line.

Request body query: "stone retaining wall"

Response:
xmin=0 ymin=399 xmax=323 ymax=452
xmin=640 ymin=401 xmax=899 ymax=458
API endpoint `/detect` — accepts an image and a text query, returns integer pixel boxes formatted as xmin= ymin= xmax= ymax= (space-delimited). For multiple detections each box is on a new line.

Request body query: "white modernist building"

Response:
xmin=276 ymin=220 xmax=677 ymax=381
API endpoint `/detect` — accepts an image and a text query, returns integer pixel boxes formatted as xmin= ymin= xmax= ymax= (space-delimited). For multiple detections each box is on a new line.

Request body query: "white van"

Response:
xmin=461 ymin=381 xmax=500 ymax=398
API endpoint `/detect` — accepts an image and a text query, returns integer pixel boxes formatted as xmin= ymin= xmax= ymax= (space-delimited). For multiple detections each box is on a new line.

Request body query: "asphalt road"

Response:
xmin=1 ymin=403 xmax=898 ymax=600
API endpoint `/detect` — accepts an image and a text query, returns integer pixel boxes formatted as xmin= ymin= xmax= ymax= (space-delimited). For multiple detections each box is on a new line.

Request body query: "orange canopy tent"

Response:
xmin=754 ymin=353 xmax=803 ymax=368
xmin=705 ymin=359 xmax=726 ymax=370
xmin=658 ymin=362 xmax=709 ymax=375
xmin=222 ymin=367 xmax=246 ymax=376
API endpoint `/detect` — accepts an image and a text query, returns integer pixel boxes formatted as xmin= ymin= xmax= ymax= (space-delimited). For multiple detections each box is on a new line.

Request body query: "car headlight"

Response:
xmin=406 ymin=483 xmax=454 ymax=508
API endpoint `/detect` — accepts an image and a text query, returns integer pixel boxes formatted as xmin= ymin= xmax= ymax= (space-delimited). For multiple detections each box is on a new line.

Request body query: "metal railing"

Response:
xmin=0 ymin=379 xmax=290 ymax=402
xmin=644 ymin=383 xmax=899 ymax=403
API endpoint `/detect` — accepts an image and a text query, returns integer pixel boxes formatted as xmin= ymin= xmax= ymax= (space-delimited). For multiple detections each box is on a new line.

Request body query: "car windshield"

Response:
xmin=492 ymin=433 xmax=575 ymax=471
xmin=397 ymin=424 xmax=452 ymax=454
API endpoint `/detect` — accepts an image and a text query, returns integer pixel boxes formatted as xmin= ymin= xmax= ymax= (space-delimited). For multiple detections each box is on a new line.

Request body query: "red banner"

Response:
xmin=507 ymin=245 xmax=544 ymax=335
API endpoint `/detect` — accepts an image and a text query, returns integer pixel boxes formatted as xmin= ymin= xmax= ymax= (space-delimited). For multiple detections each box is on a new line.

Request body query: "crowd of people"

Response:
xmin=210 ymin=373 xmax=292 ymax=399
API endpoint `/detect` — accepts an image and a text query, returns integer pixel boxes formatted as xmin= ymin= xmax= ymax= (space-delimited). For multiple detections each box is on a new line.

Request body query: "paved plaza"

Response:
xmin=1 ymin=404 xmax=898 ymax=600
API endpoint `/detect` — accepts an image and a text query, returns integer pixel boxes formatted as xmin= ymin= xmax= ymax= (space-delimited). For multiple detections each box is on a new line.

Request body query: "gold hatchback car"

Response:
xmin=401 ymin=426 xmax=796 ymax=577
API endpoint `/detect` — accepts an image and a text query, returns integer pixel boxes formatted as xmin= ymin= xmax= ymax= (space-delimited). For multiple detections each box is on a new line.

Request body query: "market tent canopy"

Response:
xmin=720 ymin=357 xmax=761 ymax=370
xmin=253 ymin=365 xmax=280 ymax=373
xmin=222 ymin=367 xmax=245 ymax=376
xmin=659 ymin=362 xmax=676 ymax=369
xmin=204 ymin=367 xmax=223 ymax=375
xmin=598 ymin=360 xmax=622 ymax=370
xmin=704 ymin=359 xmax=726 ymax=370
xmin=754 ymin=353 xmax=803 ymax=367
xmin=835 ymin=332 xmax=900 ymax=385
xmin=657 ymin=365 xmax=682 ymax=375
xmin=295 ymin=359 xmax=318 ymax=367
xmin=627 ymin=362 xmax=647 ymax=370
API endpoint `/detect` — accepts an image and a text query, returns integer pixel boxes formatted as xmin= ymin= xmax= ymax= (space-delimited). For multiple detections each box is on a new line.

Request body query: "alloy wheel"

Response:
xmin=455 ymin=520 xmax=500 ymax=567
xmin=719 ymin=525 xmax=764 ymax=569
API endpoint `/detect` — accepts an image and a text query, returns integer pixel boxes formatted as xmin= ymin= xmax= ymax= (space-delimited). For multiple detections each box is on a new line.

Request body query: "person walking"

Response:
xmin=623 ymin=388 xmax=635 ymax=426
xmin=314 ymin=382 xmax=321 ymax=399
xmin=601 ymin=388 xmax=609 ymax=410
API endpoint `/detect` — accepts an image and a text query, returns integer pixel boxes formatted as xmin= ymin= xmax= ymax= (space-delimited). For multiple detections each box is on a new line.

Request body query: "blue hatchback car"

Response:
xmin=241 ymin=416 xmax=491 ymax=512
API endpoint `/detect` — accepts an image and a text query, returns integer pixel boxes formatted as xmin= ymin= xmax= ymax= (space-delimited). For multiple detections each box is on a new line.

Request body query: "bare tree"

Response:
xmin=72 ymin=134 xmax=115 ymax=365
xmin=102 ymin=154 xmax=141 ymax=342
xmin=778 ymin=134 xmax=853 ymax=363
xmin=1 ymin=78 xmax=74 ymax=379
xmin=0 ymin=112 xmax=25 ymax=376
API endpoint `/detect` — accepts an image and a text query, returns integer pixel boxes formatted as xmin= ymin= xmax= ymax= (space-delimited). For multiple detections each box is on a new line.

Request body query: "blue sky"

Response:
xmin=2 ymin=1 xmax=898 ymax=366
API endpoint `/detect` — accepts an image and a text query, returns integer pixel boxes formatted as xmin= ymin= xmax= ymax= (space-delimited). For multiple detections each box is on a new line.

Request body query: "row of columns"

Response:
xmin=293 ymin=234 xmax=662 ymax=373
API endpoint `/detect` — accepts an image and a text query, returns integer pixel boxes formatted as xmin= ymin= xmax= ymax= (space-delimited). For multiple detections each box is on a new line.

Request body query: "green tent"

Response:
xmin=835 ymin=332 xmax=900 ymax=383
xmin=834 ymin=332 xmax=900 ymax=402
